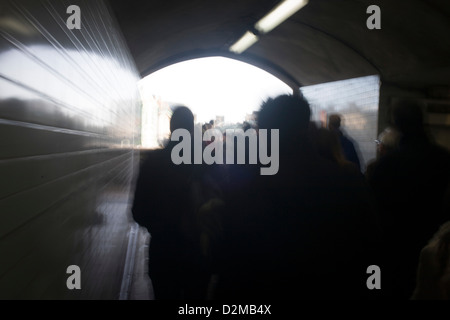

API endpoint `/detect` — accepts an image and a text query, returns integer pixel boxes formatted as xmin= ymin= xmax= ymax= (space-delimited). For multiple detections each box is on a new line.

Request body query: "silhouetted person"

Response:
xmin=412 ymin=220 xmax=450 ymax=299
xmin=368 ymin=99 xmax=450 ymax=299
xmin=328 ymin=113 xmax=362 ymax=172
xmin=314 ymin=127 xmax=360 ymax=175
xmin=365 ymin=126 xmax=401 ymax=181
xmin=132 ymin=106 xmax=210 ymax=300
xmin=215 ymin=95 xmax=381 ymax=299
xmin=376 ymin=127 xmax=402 ymax=158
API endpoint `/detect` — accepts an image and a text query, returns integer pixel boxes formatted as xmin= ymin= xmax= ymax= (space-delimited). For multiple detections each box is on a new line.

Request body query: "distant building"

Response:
xmin=139 ymin=93 xmax=172 ymax=149
xmin=245 ymin=111 xmax=257 ymax=122
xmin=140 ymin=94 xmax=158 ymax=149
xmin=215 ymin=115 xmax=225 ymax=126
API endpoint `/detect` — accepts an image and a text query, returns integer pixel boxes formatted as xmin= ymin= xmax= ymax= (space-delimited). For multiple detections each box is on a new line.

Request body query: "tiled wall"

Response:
xmin=300 ymin=75 xmax=380 ymax=171
xmin=0 ymin=0 xmax=141 ymax=299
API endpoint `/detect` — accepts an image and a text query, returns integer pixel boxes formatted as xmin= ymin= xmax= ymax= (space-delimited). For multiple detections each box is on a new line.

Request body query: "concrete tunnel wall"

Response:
xmin=0 ymin=0 xmax=141 ymax=299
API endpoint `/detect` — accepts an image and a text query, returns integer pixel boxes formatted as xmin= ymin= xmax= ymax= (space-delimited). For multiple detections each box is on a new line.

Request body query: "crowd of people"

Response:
xmin=131 ymin=94 xmax=450 ymax=300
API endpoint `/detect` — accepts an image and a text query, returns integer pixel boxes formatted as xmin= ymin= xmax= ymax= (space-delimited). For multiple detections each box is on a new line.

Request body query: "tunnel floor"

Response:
xmin=128 ymin=227 xmax=154 ymax=300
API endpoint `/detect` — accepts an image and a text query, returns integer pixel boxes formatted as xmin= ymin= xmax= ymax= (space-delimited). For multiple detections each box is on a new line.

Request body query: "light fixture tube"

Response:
xmin=229 ymin=31 xmax=259 ymax=54
xmin=229 ymin=0 xmax=308 ymax=54
xmin=255 ymin=0 xmax=308 ymax=34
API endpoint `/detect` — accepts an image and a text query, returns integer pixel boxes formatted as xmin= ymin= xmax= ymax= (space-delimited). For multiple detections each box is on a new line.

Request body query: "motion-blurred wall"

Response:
xmin=0 ymin=0 xmax=141 ymax=299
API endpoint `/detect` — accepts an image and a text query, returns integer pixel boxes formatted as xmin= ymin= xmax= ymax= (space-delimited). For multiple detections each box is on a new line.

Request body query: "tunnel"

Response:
xmin=0 ymin=0 xmax=449 ymax=300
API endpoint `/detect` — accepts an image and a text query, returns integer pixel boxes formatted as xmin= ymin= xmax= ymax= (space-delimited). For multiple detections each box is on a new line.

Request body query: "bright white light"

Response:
xmin=255 ymin=0 xmax=308 ymax=34
xmin=229 ymin=0 xmax=308 ymax=54
xmin=138 ymin=56 xmax=292 ymax=147
xmin=229 ymin=31 xmax=259 ymax=54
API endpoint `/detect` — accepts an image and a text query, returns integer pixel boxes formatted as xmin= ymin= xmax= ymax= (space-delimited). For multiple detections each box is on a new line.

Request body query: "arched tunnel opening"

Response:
xmin=138 ymin=56 xmax=293 ymax=149
xmin=138 ymin=56 xmax=380 ymax=172
xmin=0 ymin=0 xmax=449 ymax=302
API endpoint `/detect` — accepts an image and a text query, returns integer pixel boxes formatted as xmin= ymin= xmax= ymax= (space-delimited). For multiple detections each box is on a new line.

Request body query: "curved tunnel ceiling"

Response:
xmin=109 ymin=0 xmax=450 ymax=88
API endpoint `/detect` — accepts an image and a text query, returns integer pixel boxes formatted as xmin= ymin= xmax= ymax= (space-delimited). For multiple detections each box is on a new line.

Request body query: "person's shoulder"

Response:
xmin=429 ymin=142 xmax=450 ymax=159
xmin=368 ymin=150 xmax=403 ymax=182
xmin=428 ymin=144 xmax=450 ymax=174
xmin=341 ymin=161 xmax=362 ymax=176
xmin=139 ymin=148 xmax=170 ymax=169
xmin=341 ymin=133 xmax=356 ymax=146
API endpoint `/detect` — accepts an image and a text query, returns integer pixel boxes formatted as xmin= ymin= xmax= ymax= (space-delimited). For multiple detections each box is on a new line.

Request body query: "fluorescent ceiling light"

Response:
xmin=229 ymin=31 xmax=259 ymax=54
xmin=255 ymin=0 xmax=308 ymax=34
xmin=229 ymin=0 xmax=308 ymax=54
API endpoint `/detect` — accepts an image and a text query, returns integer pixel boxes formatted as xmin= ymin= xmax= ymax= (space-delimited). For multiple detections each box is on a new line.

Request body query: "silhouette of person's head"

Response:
xmin=328 ymin=114 xmax=342 ymax=132
xmin=170 ymin=106 xmax=194 ymax=134
xmin=391 ymin=99 xmax=425 ymax=138
xmin=258 ymin=95 xmax=311 ymax=153
xmin=376 ymin=127 xmax=401 ymax=157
